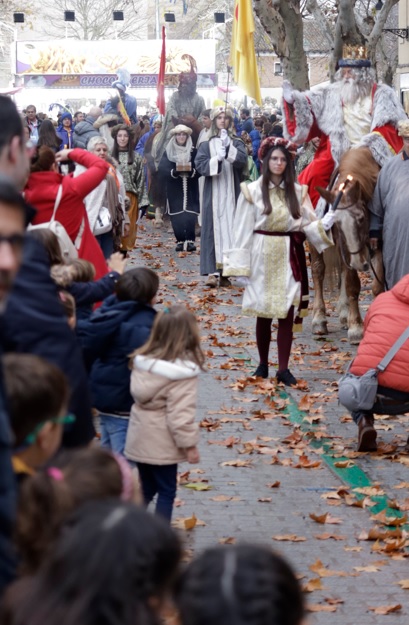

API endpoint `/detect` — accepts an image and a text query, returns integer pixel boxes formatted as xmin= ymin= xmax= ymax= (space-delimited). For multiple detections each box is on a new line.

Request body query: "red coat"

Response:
xmin=351 ymin=275 xmax=409 ymax=392
xmin=25 ymin=149 xmax=109 ymax=280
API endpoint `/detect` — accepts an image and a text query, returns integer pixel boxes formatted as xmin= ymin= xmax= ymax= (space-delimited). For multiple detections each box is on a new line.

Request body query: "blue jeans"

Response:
xmin=136 ymin=463 xmax=177 ymax=522
xmin=99 ymin=414 xmax=129 ymax=456
xmin=95 ymin=231 xmax=114 ymax=259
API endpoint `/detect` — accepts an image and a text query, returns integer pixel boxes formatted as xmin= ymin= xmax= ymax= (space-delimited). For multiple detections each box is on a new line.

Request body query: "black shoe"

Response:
xmin=276 ymin=369 xmax=297 ymax=386
xmin=252 ymin=363 xmax=268 ymax=378
xmin=357 ymin=415 xmax=377 ymax=452
xmin=175 ymin=242 xmax=184 ymax=252
xmin=186 ymin=242 xmax=196 ymax=252
xmin=219 ymin=276 xmax=231 ymax=287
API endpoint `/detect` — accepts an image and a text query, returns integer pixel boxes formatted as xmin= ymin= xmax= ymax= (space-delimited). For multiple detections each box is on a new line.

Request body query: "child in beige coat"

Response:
xmin=125 ymin=306 xmax=203 ymax=522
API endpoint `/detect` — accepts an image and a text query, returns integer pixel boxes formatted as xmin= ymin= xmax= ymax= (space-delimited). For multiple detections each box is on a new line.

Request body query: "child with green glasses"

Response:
xmin=3 ymin=353 xmax=71 ymax=483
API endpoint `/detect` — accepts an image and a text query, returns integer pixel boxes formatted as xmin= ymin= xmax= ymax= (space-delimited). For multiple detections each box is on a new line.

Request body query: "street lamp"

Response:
xmin=64 ymin=11 xmax=75 ymax=22
xmin=214 ymin=12 xmax=225 ymax=23
xmin=375 ymin=0 xmax=408 ymax=38
xmin=164 ymin=12 xmax=175 ymax=22
xmin=13 ymin=13 xmax=24 ymax=23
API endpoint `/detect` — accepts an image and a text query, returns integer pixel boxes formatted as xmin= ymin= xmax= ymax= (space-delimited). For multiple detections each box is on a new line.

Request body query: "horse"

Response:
xmin=309 ymin=146 xmax=384 ymax=344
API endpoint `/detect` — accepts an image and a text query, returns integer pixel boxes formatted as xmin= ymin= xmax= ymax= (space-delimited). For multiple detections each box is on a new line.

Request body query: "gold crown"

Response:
xmin=342 ymin=45 xmax=368 ymax=61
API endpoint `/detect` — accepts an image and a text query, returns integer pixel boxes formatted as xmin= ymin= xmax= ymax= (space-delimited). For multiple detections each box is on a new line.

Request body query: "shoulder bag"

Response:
xmin=338 ymin=326 xmax=409 ymax=412
xmin=28 ymin=185 xmax=79 ymax=262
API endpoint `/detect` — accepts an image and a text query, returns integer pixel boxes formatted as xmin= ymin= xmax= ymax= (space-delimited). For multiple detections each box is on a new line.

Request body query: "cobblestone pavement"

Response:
xmin=129 ymin=220 xmax=409 ymax=625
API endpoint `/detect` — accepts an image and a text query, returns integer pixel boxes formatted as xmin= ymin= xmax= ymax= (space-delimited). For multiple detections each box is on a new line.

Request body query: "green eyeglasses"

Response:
xmin=24 ymin=413 xmax=76 ymax=445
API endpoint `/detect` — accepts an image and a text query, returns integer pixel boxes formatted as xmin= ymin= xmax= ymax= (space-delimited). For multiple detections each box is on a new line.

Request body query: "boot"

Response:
xmin=252 ymin=363 xmax=268 ymax=378
xmin=357 ymin=415 xmax=377 ymax=452
xmin=154 ymin=207 xmax=164 ymax=228
xmin=276 ymin=369 xmax=297 ymax=386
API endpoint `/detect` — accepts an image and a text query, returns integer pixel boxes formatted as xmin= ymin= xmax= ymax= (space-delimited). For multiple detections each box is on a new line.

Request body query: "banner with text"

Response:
xmin=17 ymin=40 xmax=216 ymax=88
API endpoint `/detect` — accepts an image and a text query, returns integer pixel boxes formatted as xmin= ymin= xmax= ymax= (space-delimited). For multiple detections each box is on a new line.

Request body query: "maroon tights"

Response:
xmin=256 ymin=307 xmax=294 ymax=371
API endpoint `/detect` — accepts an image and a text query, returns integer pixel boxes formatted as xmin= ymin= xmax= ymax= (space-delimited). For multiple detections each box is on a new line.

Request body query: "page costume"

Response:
xmin=224 ymin=178 xmax=333 ymax=327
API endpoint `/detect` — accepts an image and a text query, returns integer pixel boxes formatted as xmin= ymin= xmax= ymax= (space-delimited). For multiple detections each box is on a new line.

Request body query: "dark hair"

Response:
xmin=241 ymin=108 xmax=250 ymax=117
xmin=30 ymin=146 xmax=56 ymax=173
xmin=26 ymin=105 xmax=36 ymax=113
xmin=201 ymin=109 xmax=211 ymax=117
xmin=0 ymin=96 xmax=24 ymax=155
xmin=28 ymin=228 xmax=64 ymax=266
xmin=254 ymin=119 xmax=263 ymax=129
xmin=15 ymin=448 xmax=128 ymax=574
xmin=11 ymin=500 xmax=181 ymax=625
xmin=115 ymin=267 xmax=159 ymax=303
xmin=261 ymin=145 xmax=300 ymax=218
xmin=270 ymin=125 xmax=283 ymax=138
xmin=175 ymin=545 xmax=304 ymax=625
xmin=111 ymin=124 xmax=136 ymax=165
xmin=3 ymin=353 xmax=69 ymax=448
xmin=37 ymin=120 xmax=61 ymax=152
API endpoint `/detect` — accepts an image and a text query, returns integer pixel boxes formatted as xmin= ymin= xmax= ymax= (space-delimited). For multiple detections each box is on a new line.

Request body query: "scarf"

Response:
xmin=165 ymin=136 xmax=193 ymax=164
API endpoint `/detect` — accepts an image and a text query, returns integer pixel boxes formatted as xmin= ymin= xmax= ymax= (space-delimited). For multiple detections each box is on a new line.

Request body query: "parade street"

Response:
xmin=130 ymin=220 xmax=409 ymax=625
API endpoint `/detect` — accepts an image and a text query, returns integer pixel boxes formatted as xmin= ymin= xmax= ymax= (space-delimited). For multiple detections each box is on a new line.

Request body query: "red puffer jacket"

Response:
xmin=350 ymin=274 xmax=409 ymax=392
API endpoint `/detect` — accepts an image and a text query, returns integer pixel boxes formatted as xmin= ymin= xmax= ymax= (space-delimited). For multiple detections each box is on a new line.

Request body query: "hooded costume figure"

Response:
xmin=194 ymin=105 xmax=247 ymax=280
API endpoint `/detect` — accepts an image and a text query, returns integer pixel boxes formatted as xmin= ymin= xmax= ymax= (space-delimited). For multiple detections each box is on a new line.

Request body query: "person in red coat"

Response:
xmin=24 ymin=147 xmax=109 ymax=279
xmin=350 ymin=274 xmax=409 ymax=452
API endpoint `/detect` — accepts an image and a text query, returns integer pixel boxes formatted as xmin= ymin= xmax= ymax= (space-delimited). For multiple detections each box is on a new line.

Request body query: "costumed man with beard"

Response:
xmin=282 ymin=45 xmax=405 ymax=210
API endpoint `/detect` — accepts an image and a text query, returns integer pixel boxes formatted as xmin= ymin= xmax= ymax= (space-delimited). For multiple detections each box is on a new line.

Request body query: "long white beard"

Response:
xmin=341 ymin=79 xmax=372 ymax=105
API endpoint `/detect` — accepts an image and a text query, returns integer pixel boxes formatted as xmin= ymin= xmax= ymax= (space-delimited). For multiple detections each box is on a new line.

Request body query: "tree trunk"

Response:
xmin=254 ymin=0 xmax=309 ymax=90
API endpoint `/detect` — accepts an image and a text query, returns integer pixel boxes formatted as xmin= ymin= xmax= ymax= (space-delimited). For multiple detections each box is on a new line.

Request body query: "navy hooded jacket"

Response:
xmin=2 ymin=236 xmax=95 ymax=448
xmin=77 ymin=295 xmax=156 ymax=414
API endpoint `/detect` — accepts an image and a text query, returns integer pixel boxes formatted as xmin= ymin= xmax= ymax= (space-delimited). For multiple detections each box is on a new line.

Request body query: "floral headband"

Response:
xmin=258 ymin=136 xmax=298 ymax=162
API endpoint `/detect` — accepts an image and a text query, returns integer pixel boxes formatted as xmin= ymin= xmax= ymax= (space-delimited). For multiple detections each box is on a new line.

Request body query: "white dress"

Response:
xmin=223 ymin=178 xmax=333 ymax=319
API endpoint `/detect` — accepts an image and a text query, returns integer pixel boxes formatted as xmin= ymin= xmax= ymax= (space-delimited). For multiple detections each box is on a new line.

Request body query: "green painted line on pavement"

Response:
xmin=280 ymin=391 xmax=409 ymax=529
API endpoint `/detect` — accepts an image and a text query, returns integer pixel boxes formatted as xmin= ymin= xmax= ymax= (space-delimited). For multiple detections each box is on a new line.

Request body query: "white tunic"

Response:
xmin=223 ymin=178 xmax=333 ymax=319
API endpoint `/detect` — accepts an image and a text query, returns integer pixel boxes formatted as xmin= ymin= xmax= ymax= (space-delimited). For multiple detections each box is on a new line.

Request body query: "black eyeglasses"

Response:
xmin=0 ymin=233 xmax=25 ymax=251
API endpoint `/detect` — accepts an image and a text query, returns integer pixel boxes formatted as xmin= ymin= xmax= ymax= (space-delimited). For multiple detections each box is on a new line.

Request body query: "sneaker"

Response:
xmin=219 ymin=276 xmax=231 ymax=287
xmin=276 ymin=369 xmax=297 ymax=386
xmin=175 ymin=242 xmax=184 ymax=252
xmin=186 ymin=242 xmax=197 ymax=252
xmin=205 ymin=274 xmax=218 ymax=288
xmin=252 ymin=363 xmax=269 ymax=378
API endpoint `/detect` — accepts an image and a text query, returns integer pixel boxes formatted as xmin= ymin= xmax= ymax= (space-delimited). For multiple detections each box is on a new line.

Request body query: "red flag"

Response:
xmin=157 ymin=26 xmax=166 ymax=115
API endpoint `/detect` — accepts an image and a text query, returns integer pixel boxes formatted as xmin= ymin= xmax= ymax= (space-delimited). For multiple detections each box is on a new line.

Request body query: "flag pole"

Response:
xmin=225 ymin=65 xmax=232 ymax=111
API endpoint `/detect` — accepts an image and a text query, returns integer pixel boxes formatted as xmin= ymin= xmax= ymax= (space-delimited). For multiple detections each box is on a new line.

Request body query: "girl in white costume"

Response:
xmin=224 ymin=137 xmax=335 ymax=385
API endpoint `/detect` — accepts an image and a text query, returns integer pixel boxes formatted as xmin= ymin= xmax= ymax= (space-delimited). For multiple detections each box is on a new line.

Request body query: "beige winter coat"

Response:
xmin=125 ymin=356 xmax=200 ymax=465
